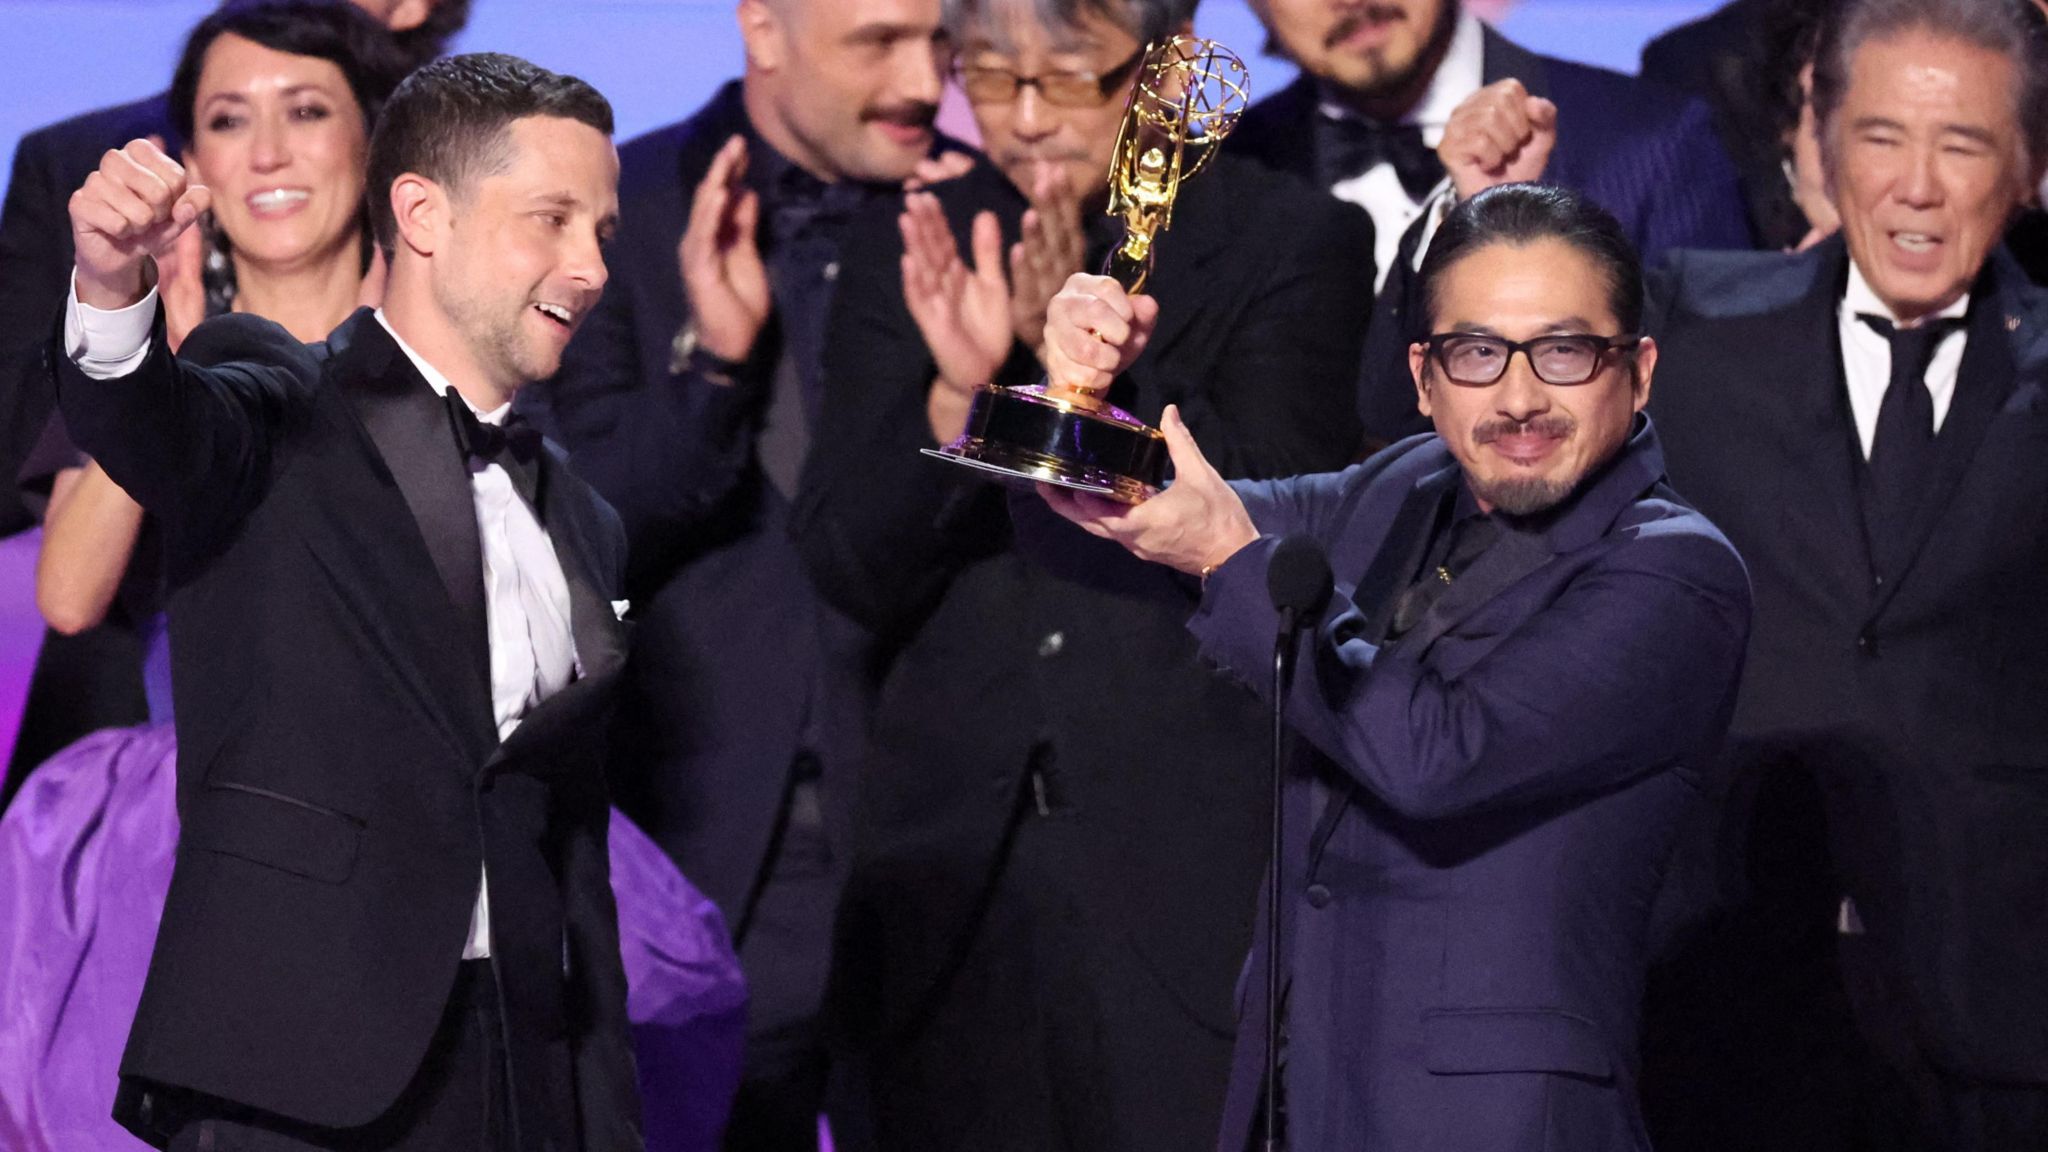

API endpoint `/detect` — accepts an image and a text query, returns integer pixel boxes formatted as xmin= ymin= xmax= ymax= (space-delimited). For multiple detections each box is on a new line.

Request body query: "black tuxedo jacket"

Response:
xmin=54 ymin=308 xmax=642 ymax=1147
xmin=1230 ymin=27 xmax=1754 ymax=447
xmin=1 ymin=93 xmax=173 ymax=537
xmin=0 ymin=94 xmax=175 ymax=807
xmin=793 ymin=153 xmax=1372 ymax=1106
xmin=1648 ymin=238 xmax=2048 ymax=1083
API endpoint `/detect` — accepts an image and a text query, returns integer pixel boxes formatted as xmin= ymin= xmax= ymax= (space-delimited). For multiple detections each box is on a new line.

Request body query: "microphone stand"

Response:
xmin=1265 ymin=606 xmax=1305 ymax=1152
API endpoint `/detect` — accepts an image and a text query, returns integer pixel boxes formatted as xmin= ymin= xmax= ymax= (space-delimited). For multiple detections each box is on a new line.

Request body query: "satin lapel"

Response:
xmin=1868 ymin=264 xmax=2023 ymax=619
xmin=328 ymin=311 xmax=496 ymax=762
xmin=1778 ymin=243 xmax=1876 ymax=585
xmin=489 ymin=456 xmax=626 ymax=771
xmin=1401 ymin=528 xmax=1556 ymax=655
xmin=1354 ymin=463 xmax=1459 ymax=640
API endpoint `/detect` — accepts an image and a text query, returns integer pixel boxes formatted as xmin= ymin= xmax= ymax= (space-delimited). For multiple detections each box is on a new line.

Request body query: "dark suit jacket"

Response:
xmin=1230 ymin=27 xmax=1754 ymax=446
xmin=1639 ymin=0 xmax=1811 ymax=252
xmin=0 ymin=94 xmax=175 ymax=806
xmin=55 ymin=307 xmax=641 ymax=1149
xmin=1647 ymin=238 xmax=2048 ymax=1083
xmin=531 ymin=83 xmax=885 ymax=926
xmin=1168 ymin=419 xmax=1750 ymax=1151
xmin=792 ymin=154 xmax=1372 ymax=1143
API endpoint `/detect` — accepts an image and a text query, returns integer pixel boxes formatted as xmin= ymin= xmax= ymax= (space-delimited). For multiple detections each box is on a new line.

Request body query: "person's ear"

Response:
xmin=378 ymin=0 xmax=436 ymax=33
xmin=738 ymin=0 xmax=787 ymax=72
xmin=1411 ymin=342 xmax=1435 ymax=418
xmin=388 ymin=173 xmax=446 ymax=258
xmin=1630 ymin=335 xmax=1658 ymax=412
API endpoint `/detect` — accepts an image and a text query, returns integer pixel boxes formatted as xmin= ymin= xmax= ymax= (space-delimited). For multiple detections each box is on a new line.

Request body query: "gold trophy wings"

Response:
xmin=924 ymin=36 xmax=1250 ymax=503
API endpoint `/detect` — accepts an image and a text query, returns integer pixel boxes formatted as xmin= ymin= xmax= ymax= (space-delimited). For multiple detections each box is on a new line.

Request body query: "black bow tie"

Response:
xmin=444 ymin=388 xmax=542 ymax=505
xmin=1315 ymin=115 xmax=1444 ymax=202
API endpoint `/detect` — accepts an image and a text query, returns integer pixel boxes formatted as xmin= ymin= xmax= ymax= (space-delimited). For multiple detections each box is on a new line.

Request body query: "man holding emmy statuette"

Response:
xmin=1027 ymin=183 xmax=1752 ymax=1152
xmin=792 ymin=2 xmax=1372 ymax=1147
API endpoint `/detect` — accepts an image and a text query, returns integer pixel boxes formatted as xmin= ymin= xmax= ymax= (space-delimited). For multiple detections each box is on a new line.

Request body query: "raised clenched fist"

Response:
xmin=69 ymin=138 xmax=212 ymax=311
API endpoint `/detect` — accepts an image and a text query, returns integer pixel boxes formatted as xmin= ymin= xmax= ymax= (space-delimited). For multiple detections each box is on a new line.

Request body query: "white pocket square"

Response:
xmin=611 ymin=599 xmax=631 ymax=621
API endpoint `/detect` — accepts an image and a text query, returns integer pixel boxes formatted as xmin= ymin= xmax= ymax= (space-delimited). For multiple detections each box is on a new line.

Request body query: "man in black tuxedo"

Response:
xmin=790 ymin=0 xmax=1372 ymax=1146
xmin=56 ymin=53 xmax=638 ymax=1151
xmin=527 ymin=1 xmax=954 ymax=1145
xmin=0 ymin=0 xmax=472 ymax=812
xmin=1228 ymin=0 xmax=1753 ymax=446
xmin=1648 ymin=1 xmax=2048 ymax=1148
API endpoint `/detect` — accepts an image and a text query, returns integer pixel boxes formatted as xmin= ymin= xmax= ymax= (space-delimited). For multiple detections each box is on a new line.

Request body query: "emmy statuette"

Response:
xmin=923 ymin=35 xmax=1250 ymax=502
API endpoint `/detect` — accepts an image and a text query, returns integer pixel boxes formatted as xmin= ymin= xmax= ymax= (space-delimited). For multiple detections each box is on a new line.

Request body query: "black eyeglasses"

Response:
xmin=1421 ymin=332 xmax=1643 ymax=387
xmin=954 ymin=45 xmax=1147 ymax=108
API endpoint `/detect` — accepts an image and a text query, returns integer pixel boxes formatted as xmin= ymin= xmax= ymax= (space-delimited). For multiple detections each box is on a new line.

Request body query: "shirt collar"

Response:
xmin=1842 ymin=258 xmax=1970 ymax=328
xmin=373 ymin=309 xmax=510 ymax=426
xmin=1316 ymin=10 xmax=1486 ymax=131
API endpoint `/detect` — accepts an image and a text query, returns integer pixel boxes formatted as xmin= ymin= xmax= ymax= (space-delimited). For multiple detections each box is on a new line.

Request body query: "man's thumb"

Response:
xmin=173 ymin=184 xmax=211 ymax=227
xmin=1160 ymin=404 xmax=1207 ymax=476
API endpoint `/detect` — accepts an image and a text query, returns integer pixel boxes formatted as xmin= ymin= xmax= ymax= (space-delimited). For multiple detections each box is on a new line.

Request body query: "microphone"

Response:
xmin=1268 ymin=533 xmax=1335 ymax=632
xmin=1260 ymin=534 xmax=1330 ymax=1151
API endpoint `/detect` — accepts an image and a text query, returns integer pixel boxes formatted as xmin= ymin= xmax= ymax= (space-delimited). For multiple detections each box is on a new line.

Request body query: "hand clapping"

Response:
xmin=679 ymin=135 xmax=771 ymax=363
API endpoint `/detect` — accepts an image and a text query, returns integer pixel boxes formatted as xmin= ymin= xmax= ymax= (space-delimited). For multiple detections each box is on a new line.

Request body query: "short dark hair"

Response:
xmin=943 ymin=0 xmax=1201 ymax=53
xmin=1811 ymin=0 xmax=2048 ymax=179
xmin=366 ymin=52 xmax=614 ymax=255
xmin=170 ymin=0 xmax=409 ymax=147
xmin=1417 ymin=183 xmax=1645 ymax=336
xmin=390 ymin=0 xmax=472 ymax=71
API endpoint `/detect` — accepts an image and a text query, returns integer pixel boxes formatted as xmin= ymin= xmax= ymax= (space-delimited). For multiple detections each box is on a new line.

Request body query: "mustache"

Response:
xmin=863 ymin=101 xmax=939 ymax=130
xmin=1472 ymin=413 xmax=1576 ymax=445
xmin=1325 ymin=4 xmax=1408 ymax=50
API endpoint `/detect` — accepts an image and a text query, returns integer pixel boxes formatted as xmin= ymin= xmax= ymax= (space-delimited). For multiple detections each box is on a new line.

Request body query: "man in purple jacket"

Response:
xmin=1033 ymin=182 xmax=1752 ymax=1152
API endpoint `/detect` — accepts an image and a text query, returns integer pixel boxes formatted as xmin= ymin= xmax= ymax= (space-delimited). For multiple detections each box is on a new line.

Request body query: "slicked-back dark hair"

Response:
xmin=1811 ymin=0 xmax=2048 ymax=180
xmin=170 ymin=0 xmax=408 ymax=148
xmin=1418 ymin=183 xmax=1646 ymax=337
xmin=367 ymin=52 xmax=614 ymax=256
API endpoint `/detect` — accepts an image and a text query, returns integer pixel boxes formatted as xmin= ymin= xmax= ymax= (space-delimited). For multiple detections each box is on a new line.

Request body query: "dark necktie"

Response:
xmin=1387 ymin=513 xmax=1502 ymax=640
xmin=444 ymin=388 xmax=542 ymax=507
xmin=1315 ymin=114 xmax=1444 ymax=202
xmin=1858 ymin=313 xmax=1961 ymax=529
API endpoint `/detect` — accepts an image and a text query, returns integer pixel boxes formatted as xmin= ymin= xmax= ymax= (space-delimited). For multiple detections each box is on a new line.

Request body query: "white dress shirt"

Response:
xmin=1837 ymin=261 xmax=1970 ymax=459
xmin=1319 ymin=10 xmax=1485 ymax=291
xmin=64 ymin=282 xmax=581 ymax=960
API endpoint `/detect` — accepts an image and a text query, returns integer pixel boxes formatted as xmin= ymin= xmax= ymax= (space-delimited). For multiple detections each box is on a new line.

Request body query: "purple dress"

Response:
xmin=0 ymin=719 xmax=747 ymax=1151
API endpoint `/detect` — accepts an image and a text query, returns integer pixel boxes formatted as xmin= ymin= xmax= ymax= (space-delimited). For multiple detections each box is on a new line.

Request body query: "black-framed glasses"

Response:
xmin=954 ymin=44 xmax=1147 ymax=108
xmin=1421 ymin=332 xmax=1643 ymax=387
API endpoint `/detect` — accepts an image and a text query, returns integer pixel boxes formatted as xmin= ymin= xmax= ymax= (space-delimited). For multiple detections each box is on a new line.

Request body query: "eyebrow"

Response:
xmin=200 ymin=84 xmax=337 ymax=106
xmin=1441 ymin=317 xmax=1604 ymax=336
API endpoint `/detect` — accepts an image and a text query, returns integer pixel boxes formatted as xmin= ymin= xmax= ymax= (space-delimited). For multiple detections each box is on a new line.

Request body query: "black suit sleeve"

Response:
xmin=544 ymin=256 xmax=765 ymax=594
xmin=54 ymin=307 xmax=315 ymax=554
xmin=0 ymin=129 xmax=79 ymax=536
xmin=791 ymin=194 xmax=1022 ymax=640
xmin=1166 ymin=190 xmax=1374 ymax=479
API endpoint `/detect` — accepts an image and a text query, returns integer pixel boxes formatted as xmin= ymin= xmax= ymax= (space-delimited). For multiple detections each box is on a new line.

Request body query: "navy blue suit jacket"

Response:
xmin=1188 ymin=420 xmax=1750 ymax=1150
xmin=1230 ymin=27 xmax=1753 ymax=444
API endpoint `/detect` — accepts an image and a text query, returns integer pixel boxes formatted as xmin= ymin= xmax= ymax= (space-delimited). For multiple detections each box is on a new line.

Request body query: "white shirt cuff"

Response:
xmin=65 ymin=269 xmax=158 ymax=380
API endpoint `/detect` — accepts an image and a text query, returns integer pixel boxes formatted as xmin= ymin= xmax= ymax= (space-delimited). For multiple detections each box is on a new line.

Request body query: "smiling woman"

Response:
xmin=168 ymin=0 xmax=410 ymax=343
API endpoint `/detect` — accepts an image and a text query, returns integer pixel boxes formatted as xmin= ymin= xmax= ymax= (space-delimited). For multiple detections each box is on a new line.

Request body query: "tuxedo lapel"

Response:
xmin=1354 ymin=463 xmax=1460 ymax=640
xmin=1868 ymin=259 xmax=2024 ymax=618
xmin=1401 ymin=528 xmax=1555 ymax=654
xmin=329 ymin=310 xmax=497 ymax=760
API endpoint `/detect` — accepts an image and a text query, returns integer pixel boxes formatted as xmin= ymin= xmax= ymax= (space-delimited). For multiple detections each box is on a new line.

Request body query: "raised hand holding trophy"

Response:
xmin=924 ymin=36 xmax=1250 ymax=502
